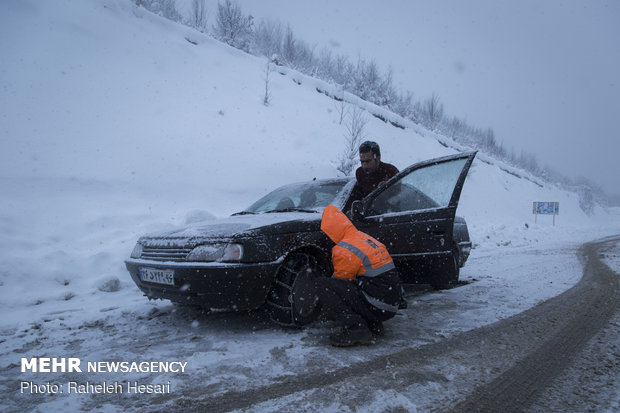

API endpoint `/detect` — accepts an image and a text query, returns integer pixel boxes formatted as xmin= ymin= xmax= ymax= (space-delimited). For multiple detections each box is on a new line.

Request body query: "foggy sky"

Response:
xmin=236 ymin=0 xmax=620 ymax=198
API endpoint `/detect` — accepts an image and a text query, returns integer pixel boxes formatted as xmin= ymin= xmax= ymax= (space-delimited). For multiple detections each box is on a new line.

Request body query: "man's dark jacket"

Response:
xmin=355 ymin=162 xmax=399 ymax=198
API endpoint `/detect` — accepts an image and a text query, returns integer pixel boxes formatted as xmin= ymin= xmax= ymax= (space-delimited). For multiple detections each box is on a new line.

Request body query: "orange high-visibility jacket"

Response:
xmin=320 ymin=205 xmax=395 ymax=280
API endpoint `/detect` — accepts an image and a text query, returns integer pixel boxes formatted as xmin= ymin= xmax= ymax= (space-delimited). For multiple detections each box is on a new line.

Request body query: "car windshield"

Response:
xmin=240 ymin=180 xmax=349 ymax=214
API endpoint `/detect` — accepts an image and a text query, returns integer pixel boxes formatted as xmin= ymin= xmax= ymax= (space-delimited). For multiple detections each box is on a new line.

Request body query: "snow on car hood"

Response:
xmin=140 ymin=211 xmax=322 ymax=246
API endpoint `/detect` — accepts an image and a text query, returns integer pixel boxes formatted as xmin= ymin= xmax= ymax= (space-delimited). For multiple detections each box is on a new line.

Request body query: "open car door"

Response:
xmin=352 ymin=151 xmax=476 ymax=288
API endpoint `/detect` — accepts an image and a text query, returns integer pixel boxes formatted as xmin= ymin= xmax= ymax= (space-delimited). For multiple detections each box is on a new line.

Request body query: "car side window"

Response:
xmin=368 ymin=158 xmax=467 ymax=215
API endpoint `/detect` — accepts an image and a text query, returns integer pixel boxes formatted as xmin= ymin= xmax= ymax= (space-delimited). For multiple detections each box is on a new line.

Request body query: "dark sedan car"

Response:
xmin=126 ymin=152 xmax=476 ymax=326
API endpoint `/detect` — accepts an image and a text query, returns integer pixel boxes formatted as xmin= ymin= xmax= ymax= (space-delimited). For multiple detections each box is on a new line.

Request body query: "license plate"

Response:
xmin=139 ymin=267 xmax=175 ymax=286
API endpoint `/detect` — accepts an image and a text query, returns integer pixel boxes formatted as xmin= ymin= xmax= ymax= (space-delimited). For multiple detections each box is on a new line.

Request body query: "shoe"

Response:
xmin=368 ymin=320 xmax=385 ymax=337
xmin=329 ymin=324 xmax=373 ymax=347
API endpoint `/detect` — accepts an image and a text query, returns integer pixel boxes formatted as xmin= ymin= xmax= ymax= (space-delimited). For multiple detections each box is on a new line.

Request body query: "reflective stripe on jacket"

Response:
xmin=321 ymin=205 xmax=394 ymax=280
xmin=321 ymin=205 xmax=400 ymax=313
xmin=336 ymin=241 xmax=395 ymax=279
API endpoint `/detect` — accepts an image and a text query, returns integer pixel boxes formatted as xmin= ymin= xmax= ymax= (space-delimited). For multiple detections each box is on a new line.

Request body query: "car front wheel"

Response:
xmin=267 ymin=252 xmax=326 ymax=327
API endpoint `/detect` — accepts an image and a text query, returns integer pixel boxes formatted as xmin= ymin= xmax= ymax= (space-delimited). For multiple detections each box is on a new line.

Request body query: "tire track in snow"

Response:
xmin=451 ymin=236 xmax=620 ymax=412
xmin=149 ymin=236 xmax=620 ymax=412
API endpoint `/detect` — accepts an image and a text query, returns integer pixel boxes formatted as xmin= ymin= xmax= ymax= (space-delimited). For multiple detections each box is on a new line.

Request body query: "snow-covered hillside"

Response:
xmin=0 ymin=0 xmax=617 ymax=336
xmin=1 ymin=1 xmax=619 ymax=411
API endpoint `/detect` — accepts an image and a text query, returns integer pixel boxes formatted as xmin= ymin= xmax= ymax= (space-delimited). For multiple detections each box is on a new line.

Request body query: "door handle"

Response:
xmin=430 ymin=231 xmax=446 ymax=246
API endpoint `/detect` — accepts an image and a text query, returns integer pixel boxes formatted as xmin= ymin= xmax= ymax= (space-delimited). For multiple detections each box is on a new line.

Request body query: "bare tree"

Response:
xmin=391 ymin=90 xmax=415 ymax=120
xmin=213 ymin=0 xmax=253 ymax=52
xmin=336 ymin=106 xmax=368 ymax=176
xmin=137 ymin=0 xmax=181 ymax=21
xmin=253 ymin=18 xmax=283 ymax=60
xmin=334 ymin=85 xmax=348 ymax=125
xmin=421 ymin=92 xmax=444 ymax=130
xmin=263 ymin=60 xmax=273 ymax=106
xmin=483 ymin=128 xmax=497 ymax=152
xmin=578 ymin=185 xmax=595 ymax=214
xmin=316 ymin=48 xmax=333 ymax=81
xmin=351 ymin=57 xmax=379 ymax=102
xmin=280 ymin=24 xmax=297 ymax=66
xmin=331 ymin=53 xmax=354 ymax=88
xmin=190 ymin=0 xmax=208 ymax=32
xmin=517 ymin=150 xmax=540 ymax=175
xmin=445 ymin=116 xmax=465 ymax=141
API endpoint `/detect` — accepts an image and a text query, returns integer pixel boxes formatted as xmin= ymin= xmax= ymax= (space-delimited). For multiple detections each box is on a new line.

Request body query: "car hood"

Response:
xmin=138 ymin=211 xmax=322 ymax=247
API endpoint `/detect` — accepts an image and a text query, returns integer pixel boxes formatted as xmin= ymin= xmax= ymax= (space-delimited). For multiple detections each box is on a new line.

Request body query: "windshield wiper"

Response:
xmin=265 ymin=208 xmax=319 ymax=214
xmin=231 ymin=211 xmax=256 ymax=216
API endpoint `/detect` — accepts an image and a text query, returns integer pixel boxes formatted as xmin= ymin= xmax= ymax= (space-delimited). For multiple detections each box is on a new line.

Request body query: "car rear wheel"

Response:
xmin=267 ymin=252 xmax=326 ymax=327
xmin=430 ymin=246 xmax=460 ymax=290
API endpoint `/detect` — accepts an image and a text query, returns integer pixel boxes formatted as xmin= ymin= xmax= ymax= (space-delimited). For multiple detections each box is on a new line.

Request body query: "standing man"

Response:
xmin=355 ymin=140 xmax=399 ymax=199
xmin=314 ymin=205 xmax=402 ymax=347
xmin=352 ymin=140 xmax=408 ymax=310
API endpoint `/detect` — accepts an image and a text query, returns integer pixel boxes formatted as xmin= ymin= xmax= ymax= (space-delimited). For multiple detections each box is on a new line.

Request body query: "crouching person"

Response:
xmin=317 ymin=205 xmax=401 ymax=347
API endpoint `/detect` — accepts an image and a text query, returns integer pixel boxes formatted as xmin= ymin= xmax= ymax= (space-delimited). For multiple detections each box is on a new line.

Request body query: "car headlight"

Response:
xmin=186 ymin=243 xmax=244 ymax=262
xmin=187 ymin=244 xmax=226 ymax=261
xmin=130 ymin=243 xmax=143 ymax=258
xmin=221 ymin=243 xmax=243 ymax=262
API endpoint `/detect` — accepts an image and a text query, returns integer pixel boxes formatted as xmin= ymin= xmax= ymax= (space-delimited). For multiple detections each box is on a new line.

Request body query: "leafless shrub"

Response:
xmin=336 ymin=106 xmax=367 ymax=176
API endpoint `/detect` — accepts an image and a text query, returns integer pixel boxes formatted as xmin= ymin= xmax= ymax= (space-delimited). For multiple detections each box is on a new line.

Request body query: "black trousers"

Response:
xmin=313 ymin=276 xmax=396 ymax=327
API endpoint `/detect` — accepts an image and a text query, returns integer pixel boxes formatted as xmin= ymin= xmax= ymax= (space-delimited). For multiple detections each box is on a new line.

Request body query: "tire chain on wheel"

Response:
xmin=267 ymin=253 xmax=320 ymax=327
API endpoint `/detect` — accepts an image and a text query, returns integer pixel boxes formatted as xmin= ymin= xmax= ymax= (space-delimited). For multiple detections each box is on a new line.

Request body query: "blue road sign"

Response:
xmin=533 ymin=202 xmax=559 ymax=215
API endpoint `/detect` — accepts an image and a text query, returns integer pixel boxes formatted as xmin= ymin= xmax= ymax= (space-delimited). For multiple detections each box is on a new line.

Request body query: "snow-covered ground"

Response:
xmin=1 ymin=1 xmax=619 ymax=411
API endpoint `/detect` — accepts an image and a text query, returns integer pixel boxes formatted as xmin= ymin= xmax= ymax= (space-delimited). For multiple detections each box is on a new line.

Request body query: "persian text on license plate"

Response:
xmin=139 ymin=267 xmax=175 ymax=286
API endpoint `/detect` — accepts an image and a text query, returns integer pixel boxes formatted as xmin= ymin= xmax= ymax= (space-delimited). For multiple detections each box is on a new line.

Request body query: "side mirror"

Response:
xmin=351 ymin=200 xmax=365 ymax=221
